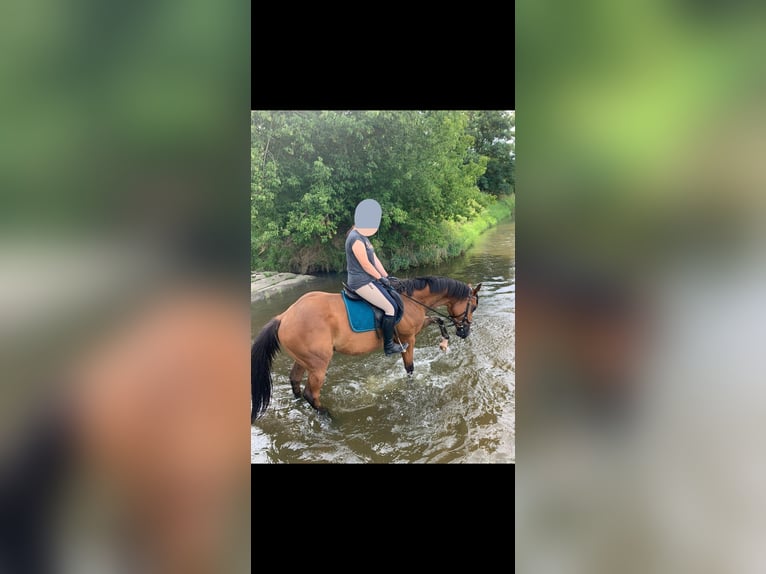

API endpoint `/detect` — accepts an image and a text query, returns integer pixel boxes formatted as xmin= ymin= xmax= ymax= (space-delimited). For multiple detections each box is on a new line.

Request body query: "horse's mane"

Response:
xmin=394 ymin=276 xmax=471 ymax=299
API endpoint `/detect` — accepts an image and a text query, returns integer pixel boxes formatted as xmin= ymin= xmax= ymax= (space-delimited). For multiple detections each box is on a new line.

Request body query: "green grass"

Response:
xmin=388 ymin=194 xmax=515 ymax=272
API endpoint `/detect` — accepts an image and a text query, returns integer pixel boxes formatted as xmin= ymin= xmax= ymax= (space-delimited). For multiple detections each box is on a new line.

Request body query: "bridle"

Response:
xmin=390 ymin=280 xmax=477 ymax=340
xmin=452 ymin=294 xmax=477 ymax=339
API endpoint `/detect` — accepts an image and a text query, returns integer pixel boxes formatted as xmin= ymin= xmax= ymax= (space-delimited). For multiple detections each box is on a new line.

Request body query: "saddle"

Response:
xmin=341 ymin=282 xmax=404 ymax=333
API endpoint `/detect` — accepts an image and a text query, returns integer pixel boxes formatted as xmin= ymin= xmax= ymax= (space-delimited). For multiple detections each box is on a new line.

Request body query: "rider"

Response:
xmin=345 ymin=199 xmax=409 ymax=356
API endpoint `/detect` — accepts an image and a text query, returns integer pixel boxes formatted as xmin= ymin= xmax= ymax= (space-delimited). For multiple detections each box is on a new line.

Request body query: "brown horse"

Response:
xmin=251 ymin=276 xmax=482 ymax=420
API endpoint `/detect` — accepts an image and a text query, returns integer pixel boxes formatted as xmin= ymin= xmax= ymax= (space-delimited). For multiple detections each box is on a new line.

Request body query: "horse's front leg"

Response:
xmin=401 ymin=336 xmax=415 ymax=376
xmin=427 ymin=317 xmax=449 ymax=352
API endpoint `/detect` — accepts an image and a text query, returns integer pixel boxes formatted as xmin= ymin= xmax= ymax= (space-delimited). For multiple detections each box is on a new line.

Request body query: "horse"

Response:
xmin=251 ymin=276 xmax=482 ymax=421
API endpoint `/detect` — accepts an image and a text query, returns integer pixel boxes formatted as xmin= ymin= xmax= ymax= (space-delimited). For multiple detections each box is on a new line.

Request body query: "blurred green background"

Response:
xmin=0 ymin=2 xmax=250 ymax=573
xmin=0 ymin=0 xmax=250 ymax=386
xmin=517 ymin=1 xmax=766 ymax=573
xmin=518 ymin=0 xmax=766 ymax=271
xmin=0 ymin=0 xmax=249 ymax=239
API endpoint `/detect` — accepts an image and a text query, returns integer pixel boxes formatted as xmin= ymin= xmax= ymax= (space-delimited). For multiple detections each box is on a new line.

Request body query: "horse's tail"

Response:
xmin=251 ymin=318 xmax=281 ymax=422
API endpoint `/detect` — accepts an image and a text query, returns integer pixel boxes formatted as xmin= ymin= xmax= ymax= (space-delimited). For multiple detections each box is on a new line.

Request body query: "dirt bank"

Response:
xmin=250 ymin=271 xmax=319 ymax=303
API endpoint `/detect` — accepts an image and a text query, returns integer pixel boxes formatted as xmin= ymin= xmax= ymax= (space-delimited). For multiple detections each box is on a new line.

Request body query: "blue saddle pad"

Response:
xmin=341 ymin=289 xmax=404 ymax=333
xmin=341 ymin=291 xmax=378 ymax=332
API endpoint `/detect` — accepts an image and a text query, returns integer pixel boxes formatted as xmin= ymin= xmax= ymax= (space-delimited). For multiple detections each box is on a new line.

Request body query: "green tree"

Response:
xmin=251 ymin=110 xmax=500 ymax=273
xmin=467 ymin=110 xmax=515 ymax=195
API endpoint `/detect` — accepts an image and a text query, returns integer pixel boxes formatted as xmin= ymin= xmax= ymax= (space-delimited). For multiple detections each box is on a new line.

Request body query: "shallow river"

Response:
xmin=251 ymin=219 xmax=515 ymax=463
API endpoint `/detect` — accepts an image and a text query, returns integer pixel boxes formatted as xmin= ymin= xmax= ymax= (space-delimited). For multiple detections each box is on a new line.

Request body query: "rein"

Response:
xmin=388 ymin=280 xmax=472 ymax=340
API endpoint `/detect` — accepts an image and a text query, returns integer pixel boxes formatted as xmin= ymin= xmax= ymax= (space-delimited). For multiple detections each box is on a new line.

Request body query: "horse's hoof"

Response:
xmin=302 ymin=389 xmax=331 ymax=418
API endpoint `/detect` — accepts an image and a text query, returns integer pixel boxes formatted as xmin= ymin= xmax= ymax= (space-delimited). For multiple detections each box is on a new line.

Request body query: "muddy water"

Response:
xmin=251 ymin=219 xmax=515 ymax=463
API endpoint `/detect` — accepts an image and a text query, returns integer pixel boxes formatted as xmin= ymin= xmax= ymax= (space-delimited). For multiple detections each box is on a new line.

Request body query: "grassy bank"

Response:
xmin=387 ymin=194 xmax=514 ymax=271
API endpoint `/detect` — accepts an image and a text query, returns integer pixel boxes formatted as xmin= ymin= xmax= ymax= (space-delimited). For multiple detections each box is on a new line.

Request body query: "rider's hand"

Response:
xmin=379 ymin=276 xmax=391 ymax=288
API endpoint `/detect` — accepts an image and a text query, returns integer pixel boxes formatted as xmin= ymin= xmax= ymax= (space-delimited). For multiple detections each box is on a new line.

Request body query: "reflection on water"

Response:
xmin=251 ymin=219 xmax=515 ymax=463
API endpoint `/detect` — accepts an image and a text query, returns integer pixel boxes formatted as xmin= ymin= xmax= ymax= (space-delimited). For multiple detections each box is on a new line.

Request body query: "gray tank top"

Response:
xmin=345 ymin=229 xmax=377 ymax=290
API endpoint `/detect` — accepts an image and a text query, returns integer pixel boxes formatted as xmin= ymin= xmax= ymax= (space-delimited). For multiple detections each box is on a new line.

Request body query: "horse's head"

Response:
xmin=449 ymin=282 xmax=482 ymax=339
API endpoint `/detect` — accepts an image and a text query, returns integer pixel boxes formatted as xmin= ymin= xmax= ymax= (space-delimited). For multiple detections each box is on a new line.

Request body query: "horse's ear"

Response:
xmin=473 ymin=283 xmax=482 ymax=294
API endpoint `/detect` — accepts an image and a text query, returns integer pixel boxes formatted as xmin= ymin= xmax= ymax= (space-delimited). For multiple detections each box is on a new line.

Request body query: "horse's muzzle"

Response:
xmin=456 ymin=325 xmax=470 ymax=339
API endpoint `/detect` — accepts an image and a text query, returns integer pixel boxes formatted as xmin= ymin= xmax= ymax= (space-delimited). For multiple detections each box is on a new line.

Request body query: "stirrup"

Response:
xmin=384 ymin=341 xmax=409 ymax=355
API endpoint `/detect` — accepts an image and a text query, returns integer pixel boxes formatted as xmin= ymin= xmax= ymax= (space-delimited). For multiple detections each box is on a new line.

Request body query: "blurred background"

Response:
xmin=516 ymin=1 xmax=766 ymax=572
xmin=0 ymin=1 xmax=250 ymax=572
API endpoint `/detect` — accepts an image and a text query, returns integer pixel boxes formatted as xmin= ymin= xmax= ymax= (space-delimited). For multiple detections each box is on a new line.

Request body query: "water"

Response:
xmin=251 ymin=219 xmax=515 ymax=463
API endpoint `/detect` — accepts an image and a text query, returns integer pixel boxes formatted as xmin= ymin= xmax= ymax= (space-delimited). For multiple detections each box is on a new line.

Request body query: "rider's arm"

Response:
xmin=351 ymin=240 xmax=383 ymax=280
xmin=372 ymin=254 xmax=388 ymax=278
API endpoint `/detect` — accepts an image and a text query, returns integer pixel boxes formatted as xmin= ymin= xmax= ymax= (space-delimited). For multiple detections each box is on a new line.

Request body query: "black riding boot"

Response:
xmin=381 ymin=315 xmax=408 ymax=355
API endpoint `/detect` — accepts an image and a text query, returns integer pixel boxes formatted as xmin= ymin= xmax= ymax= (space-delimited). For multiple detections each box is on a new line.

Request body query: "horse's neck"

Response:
xmin=411 ymin=289 xmax=451 ymax=308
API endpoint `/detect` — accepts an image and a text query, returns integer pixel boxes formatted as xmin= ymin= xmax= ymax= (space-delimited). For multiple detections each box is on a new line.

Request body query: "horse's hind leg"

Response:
xmin=302 ymin=367 xmax=330 ymax=416
xmin=289 ymin=362 xmax=305 ymax=399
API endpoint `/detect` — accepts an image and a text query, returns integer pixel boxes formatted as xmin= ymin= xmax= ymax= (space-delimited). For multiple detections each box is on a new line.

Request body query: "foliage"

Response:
xmin=466 ymin=110 xmax=515 ymax=196
xmin=251 ymin=111 xmax=515 ymax=273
